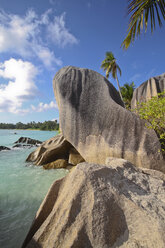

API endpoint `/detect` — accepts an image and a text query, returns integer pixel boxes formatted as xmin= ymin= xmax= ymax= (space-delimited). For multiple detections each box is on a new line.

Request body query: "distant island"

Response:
xmin=0 ymin=120 xmax=59 ymax=131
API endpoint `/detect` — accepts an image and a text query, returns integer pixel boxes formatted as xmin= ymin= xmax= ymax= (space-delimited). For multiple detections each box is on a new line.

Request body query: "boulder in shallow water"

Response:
xmin=22 ymin=159 xmax=165 ymax=248
xmin=13 ymin=144 xmax=33 ymax=149
xmin=26 ymin=134 xmax=74 ymax=165
xmin=53 ymin=66 xmax=165 ymax=172
xmin=131 ymin=73 xmax=165 ymax=109
xmin=0 ymin=146 xmax=11 ymax=151
xmin=14 ymin=137 xmax=42 ymax=146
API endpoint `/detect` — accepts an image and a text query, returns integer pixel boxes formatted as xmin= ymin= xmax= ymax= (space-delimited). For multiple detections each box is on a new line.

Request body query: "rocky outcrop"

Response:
xmin=0 ymin=146 xmax=11 ymax=151
xmin=22 ymin=159 xmax=165 ymax=248
xmin=14 ymin=137 xmax=42 ymax=146
xmin=26 ymin=134 xmax=74 ymax=166
xmin=53 ymin=66 xmax=165 ymax=172
xmin=131 ymin=73 xmax=165 ymax=109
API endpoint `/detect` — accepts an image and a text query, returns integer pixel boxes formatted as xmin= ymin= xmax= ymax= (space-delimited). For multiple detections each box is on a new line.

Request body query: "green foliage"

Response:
xmin=0 ymin=120 xmax=59 ymax=131
xmin=135 ymin=91 xmax=165 ymax=153
xmin=122 ymin=0 xmax=165 ymax=49
xmin=120 ymin=82 xmax=135 ymax=109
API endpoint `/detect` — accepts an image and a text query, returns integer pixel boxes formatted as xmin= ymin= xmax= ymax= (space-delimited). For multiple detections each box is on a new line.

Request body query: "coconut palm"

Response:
xmin=122 ymin=0 xmax=165 ymax=49
xmin=101 ymin=51 xmax=124 ymax=102
xmin=120 ymin=82 xmax=135 ymax=109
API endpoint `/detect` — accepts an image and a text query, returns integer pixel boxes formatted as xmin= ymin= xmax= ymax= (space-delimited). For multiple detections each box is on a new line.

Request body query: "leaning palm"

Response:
xmin=101 ymin=51 xmax=124 ymax=102
xmin=122 ymin=0 xmax=165 ymax=49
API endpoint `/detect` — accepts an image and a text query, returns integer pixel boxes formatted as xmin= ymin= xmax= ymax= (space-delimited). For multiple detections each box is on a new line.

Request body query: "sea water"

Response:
xmin=0 ymin=129 xmax=68 ymax=248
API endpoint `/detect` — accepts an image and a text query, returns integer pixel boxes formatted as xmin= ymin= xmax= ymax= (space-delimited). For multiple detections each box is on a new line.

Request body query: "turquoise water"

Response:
xmin=0 ymin=129 xmax=68 ymax=248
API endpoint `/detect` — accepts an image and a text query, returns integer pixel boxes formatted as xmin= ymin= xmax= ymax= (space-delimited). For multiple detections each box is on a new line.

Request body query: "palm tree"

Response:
xmin=122 ymin=0 xmax=165 ymax=49
xmin=120 ymin=82 xmax=135 ymax=109
xmin=101 ymin=51 xmax=124 ymax=102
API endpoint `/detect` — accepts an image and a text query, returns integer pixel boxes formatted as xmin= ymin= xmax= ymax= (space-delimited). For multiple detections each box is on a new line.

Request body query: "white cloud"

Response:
xmin=47 ymin=13 xmax=78 ymax=47
xmin=0 ymin=9 xmax=77 ymax=68
xmin=35 ymin=45 xmax=62 ymax=69
xmin=31 ymin=101 xmax=58 ymax=112
xmin=0 ymin=58 xmax=38 ymax=113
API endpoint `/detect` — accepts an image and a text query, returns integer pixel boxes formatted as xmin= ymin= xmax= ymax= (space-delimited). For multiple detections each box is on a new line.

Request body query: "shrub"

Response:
xmin=135 ymin=91 xmax=165 ymax=154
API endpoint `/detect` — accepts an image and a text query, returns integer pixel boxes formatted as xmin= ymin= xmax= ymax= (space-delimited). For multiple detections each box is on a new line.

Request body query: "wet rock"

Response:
xmin=0 ymin=146 xmax=11 ymax=151
xmin=14 ymin=137 xmax=42 ymax=146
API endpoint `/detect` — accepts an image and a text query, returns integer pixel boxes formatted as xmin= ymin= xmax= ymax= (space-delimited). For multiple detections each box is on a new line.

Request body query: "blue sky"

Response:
xmin=0 ymin=0 xmax=165 ymax=123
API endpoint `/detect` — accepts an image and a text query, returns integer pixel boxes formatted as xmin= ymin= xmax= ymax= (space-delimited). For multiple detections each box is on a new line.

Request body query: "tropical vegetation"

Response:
xmin=101 ymin=51 xmax=124 ymax=102
xmin=122 ymin=0 xmax=165 ymax=49
xmin=0 ymin=120 xmax=59 ymax=131
xmin=120 ymin=82 xmax=135 ymax=109
xmin=134 ymin=91 xmax=165 ymax=154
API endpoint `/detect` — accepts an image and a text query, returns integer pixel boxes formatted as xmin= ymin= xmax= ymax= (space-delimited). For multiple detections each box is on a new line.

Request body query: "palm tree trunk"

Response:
xmin=116 ymin=76 xmax=125 ymax=107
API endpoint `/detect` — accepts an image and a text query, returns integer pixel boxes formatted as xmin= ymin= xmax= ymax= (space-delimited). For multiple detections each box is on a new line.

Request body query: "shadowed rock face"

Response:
xmin=53 ymin=66 xmax=165 ymax=172
xmin=131 ymin=73 xmax=165 ymax=109
xmin=22 ymin=160 xmax=165 ymax=248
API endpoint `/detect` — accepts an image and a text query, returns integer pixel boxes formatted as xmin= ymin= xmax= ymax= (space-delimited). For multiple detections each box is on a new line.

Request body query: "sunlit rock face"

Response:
xmin=131 ymin=73 xmax=165 ymax=109
xmin=22 ymin=160 xmax=165 ymax=248
xmin=53 ymin=66 xmax=165 ymax=172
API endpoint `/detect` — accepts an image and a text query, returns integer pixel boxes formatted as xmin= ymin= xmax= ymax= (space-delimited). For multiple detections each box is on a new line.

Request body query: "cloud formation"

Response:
xmin=0 ymin=9 xmax=78 ymax=69
xmin=47 ymin=13 xmax=78 ymax=47
xmin=0 ymin=58 xmax=38 ymax=113
xmin=31 ymin=101 xmax=58 ymax=112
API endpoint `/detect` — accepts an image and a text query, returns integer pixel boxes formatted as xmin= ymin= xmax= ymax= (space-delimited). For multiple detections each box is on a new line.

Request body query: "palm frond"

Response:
xmin=122 ymin=0 xmax=165 ymax=49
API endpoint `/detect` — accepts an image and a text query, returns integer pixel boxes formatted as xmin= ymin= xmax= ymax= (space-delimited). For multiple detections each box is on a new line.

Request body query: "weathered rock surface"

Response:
xmin=26 ymin=134 xmax=73 ymax=165
xmin=43 ymin=159 xmax=68 ymax=169
xmin=14 ymin=137 xmax=42 ymax=146
xmin=53 ymin=66 xmax=165 ymax=172
xmin=68 ymin=147 xmax=85 ymax=165
xmin=22 ymin=159 xmax=165 ymax=248
xmin=131 ymin=73 xmax=165 ymax=109
xmin=0 ymin=146 xmax=11 ymax=151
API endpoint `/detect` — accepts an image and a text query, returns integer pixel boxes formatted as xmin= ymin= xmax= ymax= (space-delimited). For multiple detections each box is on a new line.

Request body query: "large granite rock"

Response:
xmin=53 ymin=66 xmax=165 ymax=172
xmin=22 ymin=160 xmax=165 ymax=248
xmin=26 ymin=134 xmax=73 ymax=165
xmin=131 ymin=73 xmax=165 ymax=109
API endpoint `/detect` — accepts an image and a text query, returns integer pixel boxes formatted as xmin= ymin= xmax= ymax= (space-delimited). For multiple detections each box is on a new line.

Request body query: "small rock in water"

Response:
xmin=13 ymin=144 xmax=33 ymax=149
xmin=0 ymin=146 xmax=11 ymax=151
xmin=14 ymin=137 xmax=42 ymax=147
